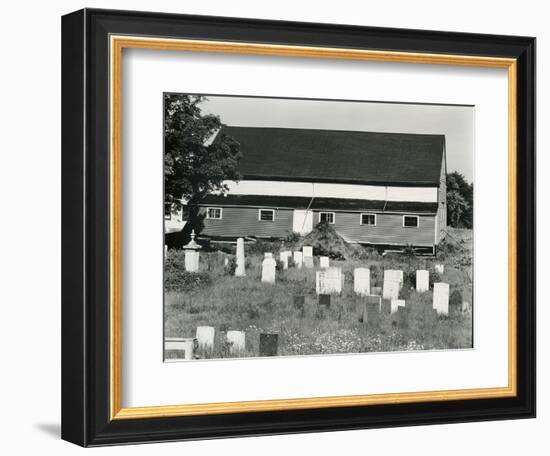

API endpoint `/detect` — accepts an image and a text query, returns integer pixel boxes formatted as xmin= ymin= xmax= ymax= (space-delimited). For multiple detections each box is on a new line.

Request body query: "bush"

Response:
xmin=223 ymin=256 xmax=237 ymax=276
xmin=164 ymin=269 xmax=211 ymax=292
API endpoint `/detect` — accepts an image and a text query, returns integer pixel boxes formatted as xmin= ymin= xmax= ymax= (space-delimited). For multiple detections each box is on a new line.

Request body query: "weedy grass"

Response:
xmin=164 ymin=228 xmax=473 ymax=358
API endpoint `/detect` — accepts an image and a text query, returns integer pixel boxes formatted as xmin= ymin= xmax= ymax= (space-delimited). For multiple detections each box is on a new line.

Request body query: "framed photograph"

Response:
xmin=61 ymin=8 xmax=535 ymax=446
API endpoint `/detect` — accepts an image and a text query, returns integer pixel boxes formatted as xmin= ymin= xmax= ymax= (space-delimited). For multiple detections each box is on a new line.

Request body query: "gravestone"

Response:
xmin=319 ymin=256 xmax=330 ymax=268
xmin=391 ymin=299 xmax=406 ymax=314
xmin=196 ymin=326 xmax=215 ymax=350
xmin=303 ymin=256 xmax=314 ymax=268
xmin=165 ymin=337 xmax=196 ymax=360
xmin=433 ymin=282 xmax=450 ymax=315
xmin=353 ymin=267 xmax=370 ymax=296
xmin=382 ymin=279 xmax=400 ymax=300
xmin=416 ymin=270 xmax=429 ymax=292
xmin=384 ymin=270 xmax=404 ymax=287
xmin=227 ymin=330 xmax=246 ymax=353
xmin=396 ymin=306 xmax=408 ymax=329
xmin=259 ymin=333 xmax=278 ymax=356
xmin=362 ymin=295 xmax=381 ymax=325
xmin=235 ymin=237 xmax=246 ymax=277
xmin=293 ymin=251 xmax=303 ymax=269
xmin=435 ymin=263 xmax=445 ymax=275
xmin=183 ymin=230 xmax=202 ymax=272
xmin=318 ymin=294 xmax=331 ymax=307
xmin=316 ymin=267 xmax=343 ymax=294
xmin=261 ymin=253 xmax=277 ymax=284
xmin=302 ymin=246 xmax=313 ymax=258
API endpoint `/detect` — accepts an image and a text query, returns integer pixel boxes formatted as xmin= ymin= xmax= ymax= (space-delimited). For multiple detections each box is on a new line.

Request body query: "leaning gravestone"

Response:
xmin=235 ymin=237 xmax=246 ymax=277
xmin=382 ymin=279 xmax=400 ymax=300
xmin=391 ymin=299 xmax=406 ymax=314
xmin=227 ymin=330 xmax=246 ymax=353
xmin=259 ymin=333 xmax=279 ymax=356
xmin=261 ymin=253 xmax=277 ymax=284
xmin=293 ymin=251 xmax=303 ymax=269
xmin=316 ymin=267 xmax=343 ymax=294
xmin=195 ymin=326 xmax=215 ymax=350
xmin=319 ymin=256 xmax=330 ymax=268
xmin=353 ymin=267 xmax=370 ymax=296
xmin=433 ymin=282 xmax=450 ymax=315
xmin=416 ymin=270 xmax=429 ymax=292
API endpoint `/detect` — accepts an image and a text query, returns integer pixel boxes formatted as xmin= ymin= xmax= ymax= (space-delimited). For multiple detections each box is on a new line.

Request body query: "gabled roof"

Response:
xmin=217 ymin=126 xmax=445 ymax=186
xmin=198 ymin=194 xmax=438 ymax=214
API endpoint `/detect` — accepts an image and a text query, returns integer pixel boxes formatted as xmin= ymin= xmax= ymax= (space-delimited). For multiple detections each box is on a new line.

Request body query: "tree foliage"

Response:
xmin=164 ymin=94 xmax=242 ymax=244
xmin=446 ymin=171 xmax=473 ymax=229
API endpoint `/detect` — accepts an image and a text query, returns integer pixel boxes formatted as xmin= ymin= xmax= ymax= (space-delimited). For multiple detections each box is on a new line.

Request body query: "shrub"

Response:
xmin=275 ymin=259 xmax=285 ymax=272
xmin=164 ymin=269 xmax=211 ymax=292
xmin=223 ymin=256 xmax=237 ymax=276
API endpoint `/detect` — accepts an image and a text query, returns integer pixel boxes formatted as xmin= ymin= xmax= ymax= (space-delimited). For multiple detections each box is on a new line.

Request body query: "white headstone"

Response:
xmin=319 ymin=256 xmax=330 ymax=268
xmin=383 ymin=279 xmax=400 ymax=300
xmin=235 ymin=237 xmax=246 ymax=277
xmin=433 ymin=282 xmax=450 ymax=315
xmin=391 ymin=299 xmax=406 ymax=314
xmin=293 ymin=251 xmax=303 ymax=269
xmin=353 ymin=267 xmax=370 ymax=296
xmin=384 ymin=270 xmax=404 ymax=287
xmin=416 ymin=270 xmax=430 ymax=292
xmin=196 ymin=326 xmax=215 ymax=350
xmin=165 ymin=337 xmax=195 ymax=360
xmin=227 ymin=330 xmax=246 ymax=353
xmin=261 ymin=253 xmax=277 ymax=284
xmin=316 ymin=267 xmax=343 ymax=294
xmin=185 ymin=250 xmax=200 ymax=272
xmin=302 ymin=246 xmax=313 ymax=258
xmin=435 ymin=263 xmax=445 ymax=274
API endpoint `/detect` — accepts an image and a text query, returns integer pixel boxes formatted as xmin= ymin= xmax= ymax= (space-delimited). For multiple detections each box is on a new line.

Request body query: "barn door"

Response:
xmin=293 ymin=210 xmax=313 ymax=235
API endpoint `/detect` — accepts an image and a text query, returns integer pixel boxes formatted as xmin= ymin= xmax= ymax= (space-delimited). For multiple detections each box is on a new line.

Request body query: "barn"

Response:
xmin=192 ymin=126 xmax=447 ymax=253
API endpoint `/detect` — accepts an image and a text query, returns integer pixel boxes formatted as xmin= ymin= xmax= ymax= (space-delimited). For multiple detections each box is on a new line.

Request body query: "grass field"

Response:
xmin=164 ymin=228 xmax=473 ymax=359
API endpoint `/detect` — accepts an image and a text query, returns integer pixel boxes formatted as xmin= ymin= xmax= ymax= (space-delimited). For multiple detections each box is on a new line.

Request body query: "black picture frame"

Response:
xmin=62 ymin=8 xmax=536 ymax=447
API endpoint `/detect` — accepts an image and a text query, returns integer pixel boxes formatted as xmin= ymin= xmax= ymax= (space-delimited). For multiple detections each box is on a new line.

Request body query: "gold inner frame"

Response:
xmin=109 ymin=35 xmax=517 ymax=420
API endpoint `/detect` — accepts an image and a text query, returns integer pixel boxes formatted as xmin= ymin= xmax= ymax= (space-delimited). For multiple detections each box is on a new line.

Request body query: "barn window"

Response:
xmin=360 ymin=213 xmax=376 ymax=226
xmin=206 ymin=207 xmax=222 ymax=220
xmin=403 ymin=215 xmax=419 ymax=228
xmin=319 ymin=212 xmax=335 ymax=224
xmin=259 ymin=209 xmax=275 ymax=222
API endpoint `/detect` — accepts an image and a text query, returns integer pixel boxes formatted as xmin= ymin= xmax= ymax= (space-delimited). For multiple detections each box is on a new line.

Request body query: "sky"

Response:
xmin=197 ymin=95 xmax=474 ymax=183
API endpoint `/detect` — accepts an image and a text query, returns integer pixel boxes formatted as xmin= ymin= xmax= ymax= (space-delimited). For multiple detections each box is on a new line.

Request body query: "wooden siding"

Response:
xmin=199 ymin=205 xmax=436 ymax=246
xmin=436 ymin=150 xmax=447 ymax=244
xmin=312 ymin=210 xmax=436 ymax=247
xmin=199 ymin=206 xmax=293 ymax=238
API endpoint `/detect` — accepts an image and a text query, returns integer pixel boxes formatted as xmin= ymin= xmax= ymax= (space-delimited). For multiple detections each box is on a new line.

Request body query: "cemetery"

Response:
xmin=164 ymin=225 xmax=473 ymax=361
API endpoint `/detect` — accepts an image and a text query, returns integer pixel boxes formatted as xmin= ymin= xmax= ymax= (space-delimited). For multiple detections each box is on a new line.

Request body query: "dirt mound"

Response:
xmin=300 ymin=222 xmax=353 ymax=260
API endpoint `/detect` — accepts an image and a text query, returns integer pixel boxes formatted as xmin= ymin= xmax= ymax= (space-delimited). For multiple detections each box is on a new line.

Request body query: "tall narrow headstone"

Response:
xmin=196 ymin=326 xmax=215 ymax=350
xmin=235 ymin=237 xmax=246 ymax=277
xmin=433 ymin=282 xmax=450 ymax=315
xmin=261 ymin=253 xmax=277 ymax=284
xmin=319 ymin=256 xmax=330 ymax=268
xmin=227 ymin=330 xmax=246 ymax=353
xmin=302 ymin=246 xmax=313 ymax=258
xmin=391 ymin=299 xmax=406 ymax=314
xmin=259 ymin=333 xmax=278 ymax=356
xmin=416 ymin=270 xmax=429 ymax=292
xmin=316 ymin=267 xmax=343 ymax=294
xmin=293 ymin=251 xmax=303 ymax=269
xmin=353 ymin=267 xmax=370 ymax=296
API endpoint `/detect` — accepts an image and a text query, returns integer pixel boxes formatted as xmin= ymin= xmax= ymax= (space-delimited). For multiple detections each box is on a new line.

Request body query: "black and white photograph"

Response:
xmin=163 ymin=94 xmax=474 ymax=360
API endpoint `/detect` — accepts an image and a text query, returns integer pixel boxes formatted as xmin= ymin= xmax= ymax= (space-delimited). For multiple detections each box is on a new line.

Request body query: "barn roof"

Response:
xmin=198 ymin=194 xmax=438 ymax=214
xmin=217 ymin=126 xmax=445 ymax=186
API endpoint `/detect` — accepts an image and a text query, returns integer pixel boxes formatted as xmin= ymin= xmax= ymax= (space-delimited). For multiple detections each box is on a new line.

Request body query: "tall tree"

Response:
xmin=164 ymin=94 xmax=241 ymax=244
xmin=446 ymin=171 xmax=473 ymax=229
